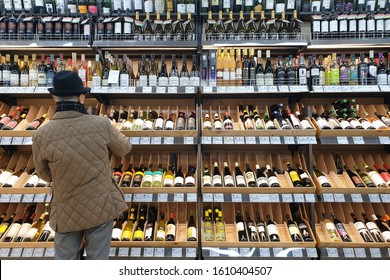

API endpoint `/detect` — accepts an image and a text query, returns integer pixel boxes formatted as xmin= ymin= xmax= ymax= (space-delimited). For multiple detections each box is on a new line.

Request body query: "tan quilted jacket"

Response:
xmin=32 ymin=111 xmax=132 ymax=233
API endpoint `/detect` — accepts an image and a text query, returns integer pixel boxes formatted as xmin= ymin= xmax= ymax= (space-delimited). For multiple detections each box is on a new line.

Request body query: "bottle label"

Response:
xmin=380 ymin=171 xmax=390 ymax=183
xmin=268 ymin=176 xmax=280 ymax=186
xmin=16 ymin=223 xmax=32 ymax=240
xmin=317 ymin=118 xmax=330 ymax=129
xmin=68 ymin=4 xmax=77 ymax=14
xmin=139 ymin=75 xmax=148 ymax=87
xmin=2 ymin=70 xmax=10 ymax=82
xmin=143 ymin=174 xmax=153 ymax=185
xmin=165 ymin=120 xmax=174 ymax=130
xmin=369 ymin=66 xmax=377 ymax=78
xmin=134 ymin=0 xmax=142 ymax=9
xmin=145 ymin=0 xmax=154 ymax=12
xmin=330 ymin=20 xmax=338 ymax=32
xmin=0 ymin=171 xmax=13 ymax=185
xmin=149 ymin=75 xmax=157 ymax=87
xmin=264 ymin=73 xmax=274 ymax=85
xmin=10 ymin=74 xmax=19 ymax=86
xmin=203 ymin=120 xmax=212 ymax=129
xmin=133 ymin=229 xmax=144 ymax=240
xmin=361 ymin=120 xmax=374 ymax=130
xmin=339 ymin=20 xmax=347 ymax=32
xmin=236 ymin=175 xmax=246 ymax=186
xmin=145 ymin=225 xmax=154 ymax=239
xmin=236 ymin=221 xmax=245 ymax=231
xmin=25 ymin=174 xmax=39 ymax=187
xmin=372 ymin=119 xmax=386 ymax=129
xmin=214 ymin=120 xmax=223 ymax=130
xmin=267 ymin=223 xmax=278 ymax=236
xmin=325 ymin=221 xmax=337 ymax=231
xmin=159 ymin=76 xmax=169 ymax=86
xmin=358 ymin=19 xmax=366 ymax=31
xmin=179 ymin=77 xmax=190 ymax=86
xmin=257 ymin=224 xmax=266 ymax=234
xmin=257 ymin=176 xmax=268 ymax=186
xmin=24 ymin=227 xmax=38 ymax=240
xmin=166 ymin=224 xmax=176 ymax=236
xmin=4 ymin=120 xmax=18 ymax=130
xmin=203 ymin=175 xmax=212 ymax=186
xmin=378 ymin=74 xmax=387 ymax=85
xmin=185 ymin=176 xmax=195 ymax=185
xmin=169 ymin=76 xmax=179 ymax=86
xmin=339 ymin=120 xmax=351 ymax=129
xmin=381 ymin=231 xmax=390 ymax=241
xmin=317 ymin=175 xmax=330 ymax=186
xmin=187 ymin=226 xmax=197 ymax=239
xmin=366 ymin=221 xmax=380 ymax=232
xmin=224 ymin=119 xmax=233 ymax=130
xmin=245 ymin=172 xmax=255 ymax=183
xmin=368 ymin=171 xmax=386 ymax=187
xmin=311 ymin=69 xmax=320 ymax=78
xmin=120 ymin=74 xmax=129 ymax=88
xmin=20 ymin=74 xmax=29 ymax=86
xmin=4 ymin=223 xmax=21 ymax=239
xmin=190 ymin=77 xmax=200 ymax=86
xmin=385 ymin=19 xmax=390 ymax=31
xmin=321 ymin=21 xmax=329 ymax=33
xmin=174 ymin=176 xmax=184 ymax=186
xmin=224 ymin=175 xmax=234 ymax=186
xmin=177 ymin=4 xmax=186 ymax=13
xmin=288 ymin=224 xmax=301 ymax=236
xmin=289 ymin=170 xmax=301 ymax=182
xmin=256 ymin=73 xmax=265 ymax=86
xmin=367 ymin=19 xmax=375 ymax=31
xmin=4 ymin=175 xmax=20 ymax=187
xmin=0 ymin=224 xmax=9 ymax=234
xmin=152 ymin=173 xmax=163 ymax=184
xmin=38 ymin=73 xmax=47 ymax=85
xmin=187 ymin=4 xmax=196 ymax=13
xmin=236 ymin=68 xmax=243 ymax=80
xmin=212 ymin=175 xmax=222 ymax=186
xmin=154 ymin=118 xmax=164 ymax=130
xmin=335 ymin=222 xmax=349 ymax=237
xmin=156 ymin=229 xmax=166 ymax=240
xmin=349 ymin=20 xmax=357 ymax=32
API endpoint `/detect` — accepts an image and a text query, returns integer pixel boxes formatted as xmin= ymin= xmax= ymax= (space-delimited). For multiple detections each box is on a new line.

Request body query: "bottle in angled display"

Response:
xmin=265 ymin=164 xmax=281 ymax=187
xmin=223 ymin=162 xmax=234 ymax=187
xmin=313 ymin=165 xmax=332 ymax=187
xmin=266 ymin=214 xmax=280 ymax=242
xmin=244 ymin=163 xmax=257 ymax=187
xmin=245 ymin=211 xmax=259 ymax=242
xmin=322 ymin=213 xmax=341 ymax=242
xmin=163 ymin=166 xmax=174 ymax=188
xmin=373 ymin=164 xmax=390 ymax=185
xmin=212 ymin=162 xmax=223 ymax=187
xmin=344 ymin=165 xmax=366 ymax=187
xmin=37 ymin=219 xmax=55 ymax=242
xmin=234 ymin=162 xmax=246 ymax=187
xmin=202 ymin=164 xmax=212 ymax=187
xmin=215 ymin=210 xmax=226 ymax=241
xmin=236 ymin=211 xmax=248 ymax=242
xmin=155 ymin=212 xmax=166 ymax=241
xmin=287 ymin=163 xmax=303 ymax=187
xmin=0 ymin=214 xmax=16 ymax=239
xmin=165 ymin=212 xmax=176 ymax=241
xmin=25 ymin=114 xmax=47 ymax=130
xmin=120 ymin=164 xmax=133 ymax=188
xmin=2 ymin=169 xmax=24 ymax=188
xmin=14 ymin=209 xmax=36 ymax=242
xmin=2 ymin=114 xmax=26 ymax=131
xmin=331 ymin=212 xmax=352 ymax=242
xmin=112 ymin=211 xmax=128 ymax=241
xmin=185 ymin=165 xmax=196 ymax=187
xmin=295 ymin=216 xmax=314 ymax=242
xmin=362 ymin=213 xmax=385 ymax=242
xmin=121 ymin=207 xmax=137 ymax=241
xmin=255 ymin=165 xmax=269 ymax=187
xmin=203 ymin=210 xmax=213 ymax=241
xmin=187 ymin=210 xmax=197 ymax=241
xmin=286 ymin=215 xmax=303 ymax=242
xmin=174 ymin=165 xmax=185 ymax=187
xmin=255 ymin=212 xmax=269 ymax=242
xmin=23 ymin=212 xmax=47 ymax=242
xmin=3 ymin=206 xmax=30 ymax=242
xmin=295 ymin=164 xmax=312 ymax=187
xmin=372 ymin=214 xmax=390 ymax=241
xmin=363 ymin=163 xmax=388 ymax=188
xmin=151 ymin=164 xmax=164 ymax=188
xmin=133 ymin=206 xmax=147 ymax=241
xmin=145 ymin=206 xmax=157 ymax=241
xmin=350 ymin=213 xmax=374 ymax=242
xmin=132 ymin=164 xmax=144 ymax=188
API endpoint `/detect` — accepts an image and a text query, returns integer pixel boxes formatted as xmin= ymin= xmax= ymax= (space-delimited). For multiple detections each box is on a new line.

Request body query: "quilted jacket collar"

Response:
xmin=52 ymin=111 xmax=86 ymax=120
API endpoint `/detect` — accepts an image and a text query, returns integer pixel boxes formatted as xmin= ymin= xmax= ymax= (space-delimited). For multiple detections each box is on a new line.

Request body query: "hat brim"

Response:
xmin=48 ymin=87 xmax=91 ymax=96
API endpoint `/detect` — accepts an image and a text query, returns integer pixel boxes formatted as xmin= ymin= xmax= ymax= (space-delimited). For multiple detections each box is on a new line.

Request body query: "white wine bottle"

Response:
xmin=203 ymin=209 xmax=213 ymax=241
xmin=121 ymin=207 xmax=137 ymax=241
xmin=286 ymin=215 xmax=303 ymax=242
xmin=187 ymin=210 xmax=197 ymax=241
xmin=155 ymin=212 xmax=166 ymax=241
xmin=351 ymin=213 xmax=374 ymax=242
xmin=322 ymin=213 xmax=341 ymax=242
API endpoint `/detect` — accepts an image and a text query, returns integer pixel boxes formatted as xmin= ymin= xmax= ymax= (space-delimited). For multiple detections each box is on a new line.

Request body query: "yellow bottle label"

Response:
xmin=0 ymin=224 xmax=8 ymax=234
xmin=133 ymin=229 xmax=144 ymax=240
xmin=121 ymin=226 xmax=133 ymax=240
xmin=289 ymin=170 xmax=300 ymax=182
xmin=187 ymin=226 xmax=197 ymax=240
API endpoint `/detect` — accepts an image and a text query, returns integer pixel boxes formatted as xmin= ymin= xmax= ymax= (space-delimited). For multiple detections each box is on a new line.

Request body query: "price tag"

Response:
xmin=185 ymin=86 xmax=195 ymax=93
xmin=34 ymin=194 xmax=46 ymax=203
xmin=343 ymin=248 xmax=355 ymax=258
xmin=278 ymin=85 xmax=289 ymax=92
xmin=368 ymin=194 xmax=381 ymax=203
xmin=244 ymin=86 xmax=255 ymax=93
xmin=213 ymin=193 xmax=224 ymax=202
xmin=156 ymin=86 xmax=166 ymax=93
xmin=306 ymin=248 xmax=318 ymax=258
xmin=369 ymin=248 xmax=382 ymax=258
xmin=23 ymin=137 xmax=33 ymax=145
xmin=292 ymin=249 xmax=303 ymax=258
xmin=186 ymin=193 xmax=197 ymax=202
xmin=174 ymin=193 xmax=184 ymax=202
xmin=297 ymin=136 xmax=317 ymax=144
xmin=379 ymin=136 xmax=390 ymax=144
xmin=231 ymin=193 xmax=242 ymax=202
xmin=234 ymin=136 xmax=245 ymax=144
xmin=10 ymin=248 xmax=23 ymax=258
xmin=203 ymin=193 xmax=213 ymax=202
xmin=164 ymin=137 xmax=174 ymax=145
xmin=354 ymin=248 xmax=366 ymax=258
xmin=10 ymin=194 xmax=22 ymax=203
xmin=334 ymin=193 xmax=345 ymax=202
xmin=128 ymin=87 xmax=136 ymax=93
xmin=284 ymin=136 xmax=295 ymax=144
xmin=352 ymin=136 xmax=365 ymax=144
xmin=270 ymin=136 xmax=281 ymax=144
xmin=130 ymin=137 xmax=140 ymax=145
xmin=212 ymin=136 xmax=223 ymax=144
xmin=341 ymin=86 xmax=352 ymax=92
xmin=259 ymin=248 xmax=271 ymax=257
xmin=312 ymin=86 xmax=323 ymax=92
xmin=184 ymin=137 xmax=194 ymax=145
xmin=0 ymin=194 xmax=11 ymax=203
xmin=337 ymin=137 xmax=349 ymax=144
xmin=109 ymin=248 xmax=116 ymax=257
xmin=210 ymin=250 xmax=220 ymax=257
xmin=203 ymin=86 xmax=213 ymax=93
xmin=202 ymin=136 xmax=212 ymax=144
xmin=143 ymin=248 xmax=154 ymax=257
xmin=326 ymin=248 xmax=339 ymax=258
xmin=33 ymin=248 xmax=45 ymax=258
xmin=123 ymin=194 xmax=132 ymax=202
xmin=228 ymin=248 xmax=239 ymax=255
xmin=351 ymin=193 xmax=363 ymax=202
xmin=172 ymin=248 xmax=182 ymax=258
xmin=249 ymin=194 xmax=261 ymax=202
xmin=259 ymin=137 xmax=270 ymax=144
xmin=12 ymin=137 xmax=24 ymax=145
xmin=108 ymin=70 xmax=120 ymax=84
xmin=151 ymin=137 xmax=162 ymax=144
xmin=273 ymin=248 xmax=284 ymax=257
xmin=118 ymin=247 xmax=133 ymax=257
xmin=157 ymin=193 xmax=168 ymax=202
xmin=294 ymin=193 xmax=305 ymax=202
xmin=270 ymin=194 xmax=279 ymax=202
xmin=45 ymin=248 xmax=55 ymax=257
xmin=168 ymin=87 xmax=177 ymax=93
xmin=45 ymin=194 xmax=52 ymax=203
xmin=130 ymin=247 xmax=141 ymax=257
xmin=365 ymin=85 xmax=379 ymax=92
xmin=267 ymin=86 xmax=278 ymax=92
xmin=154 ymin=248 xmax=165 ymax=257
xmin=323 ymin=193 xmax=335 ymax=202
xmin=239 ymin=248 xmax=251 ymax=256
xmin=380 ymin=85 xmax=390 ymax=92
xmin=245 ymin=136 xmax=256 ymax=144
xmin=186 ymin=248 xmax=197 ymax=258
xmin=142 ymin=86 xmax=152 ymax=93
xmin=22 ymin=194 xmax=35 ymax=203
xmin=0 ymin=87 xmax=7 ymax=93
xmin=133 ymin=194 xmax=153 ymax=202
xmin=305 ymin=194 xmax=316 ymax=202
xmin=260 ymin=194 xmax=271 ymax=202
xmin=380 ymin=194 xmax=390 ymax=203
xmin=282 ymin=193 xmax=294 ymax=202
xmin=140 ymin=137 xmax=151 ymax=145
xmin=224 ymin=136 xmax=234 ymax=144
xmin=217 ymin=86 xmax=226 ymax=93
xmin=1 ymin=137 xmax=12 ymax=145
xmin=22 ymin=248 xmax=34 ymax=258
xmin=0 ymin=248 xmax=10 ymax=258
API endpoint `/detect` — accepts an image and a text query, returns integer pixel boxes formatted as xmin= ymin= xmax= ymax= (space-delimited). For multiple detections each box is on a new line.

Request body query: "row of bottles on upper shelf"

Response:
xmin=0 ymin=203 xmax=54 ymax=243
xmin=204 ymin=49 xmax=390 ymax=87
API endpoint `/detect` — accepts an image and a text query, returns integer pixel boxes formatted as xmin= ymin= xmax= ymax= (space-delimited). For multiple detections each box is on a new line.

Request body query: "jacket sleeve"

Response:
xmin=32 ymin=135 xmax=52 ymax=182
xmin=106 ymin=118 xmax=132 ymax=157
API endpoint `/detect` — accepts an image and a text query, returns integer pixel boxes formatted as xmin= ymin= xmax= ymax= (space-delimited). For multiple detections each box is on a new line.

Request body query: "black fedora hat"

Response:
xmin=48 ymin=71 xmax=90 ymax=96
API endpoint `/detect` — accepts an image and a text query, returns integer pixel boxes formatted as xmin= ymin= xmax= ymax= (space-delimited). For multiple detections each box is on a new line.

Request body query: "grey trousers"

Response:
xmin=54 ymin=220 xmax=113 ymax=260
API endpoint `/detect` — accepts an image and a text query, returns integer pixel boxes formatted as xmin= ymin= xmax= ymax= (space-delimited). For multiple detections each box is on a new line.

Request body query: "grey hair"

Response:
xmin=54 ymin=95 xmax=79 ymax=102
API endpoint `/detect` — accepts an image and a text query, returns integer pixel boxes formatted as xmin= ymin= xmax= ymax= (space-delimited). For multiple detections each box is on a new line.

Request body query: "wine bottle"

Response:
xmin=215 ymin=10 xmax=225 ymax=40
xmin=23 ymin=212 xmax=47 ymax=242
xmin=202 ymin=164 xmax=212 ymax=187
xmin=133 ymin=205 xmax=147 ymax=241
xmin=14 ymin=210 xmax=36 ymax=242
xmin=210 ymin=162 xmax=222 ymax=187
xmin=255 ymin=212 xmax=269 ymax=242
xmin=2 ymin=169 xmax=24 ymax=188
xmin=265 ymin=164 xmax=281 ymax=187
xmin=187 ymin=210 xmax=197 ymax=241
xmin=151 ymin=164 xmax=164 ymax=188
xmin=163 ymin=166 xmax=174 ymax=187
xmin=145 ymin=206 xmax=157 ymax=241
xmin=234 ymin=162 xmax=246 ymax=187
xmin=287 ymin=163 xmax=303 ymax=187
xmin=120 ymin=164 xmax=133 ymax=188
xmin=2 ymin=114 xmax=27 ymax=131
xmin=121 ymin=206 xmax=137 ymax=241
xmin=185 ymin=165 xmax=196 ymax=187
xmin=173 ymin=12 xmax=184 ymax=41
xmin=223 ymin=162 xmax=234 ymax=187
xmin=266 ymin=214 xmax=280 ymax=242
xmin=286 ymin=215 xmax=303 ymax=242
xmin=372 ymin=214 xmax=390 ymax=241
xmin=351 ymin=213 xmax=374 ymax=242
xmin=353 ymin=165 xmax=375 ymax=187
xmin=155 ymin=212 xmax=166 ymax=241
xmin=246 ymin=10 xmax=257 ymax=40
xmin=255 ymin=164 xmax=269 ymax=187
xmin=225 ymin=11 xmax=236 ymax=40
xmin=113 ymin=164 xmax=123 ymax=185
xmin=245 ymin=211 xmax=259 ymax=242
xmin=165 ymin=212 xmax=176 ymax=241
xmin=313 ymin=165 xmax=332 ymax=187
xmin=373 ymin=163 xmax=390 ymax=185
xmin=203 ymin=210 xmax=214 ymax=241
xmin=132 ymin=164 xmax=144 ymax=188
xmin=112 ymin=211 xmax=128 ymax=241
xmin=344 ymin=165 xmax=365 ymax=187
xmin=322 ymin=213 xmax=341 ymax=242
xmin=37 ymin=220 xmax=55 ymax=242
xmin=3 ymin=206 xmax=30 ymax=242
xmin=295 ymin=216 xmax=314 ymax=242
xmin=215 ymin=209 xmax=226 ymax=241
xmin=363 ymin=163 xmax=388 ymax=188
xmin=362 ymin=213 xmax=385 ymax=242
xmin=25 ymin=114 xmax=47 ymax=130
xmin=236 ymin=211 xmax=248 ymax=241
xmin=331 ymin=212 xmax=352 ymax=242
xmin=295 ymin=164 xmax=312 ymax=187
xmin=174 ymin=165 xmax=185 ymax=187
xmin=268 ymin=10 xmax=278 ymax=39
xmin=0 ymin=214 xmax=16 ymax=239
xmin=244 ymin=163 xmax=257 ymax=187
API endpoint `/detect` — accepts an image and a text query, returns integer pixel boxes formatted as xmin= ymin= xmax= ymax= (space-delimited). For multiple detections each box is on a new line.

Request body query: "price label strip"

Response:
xmin=231 ymin=193 xmax=242 ymax=202
xmin=322 ymin=193 xmax=335 ymax=202
xmin=172 ymin=248 xmax=182 ymax=258
xmin=369 ymin=248 xmax=382 ymax=258
xmin=154 ymin=248 xmax=165 ymax=258
xmin=143 ymin=248 xmax=154 ymax=257
xmin=130 ymin=247 xmax=142 ymax=257
xmin=343 ymin=248 xmax=355 ymax=258
xmin=186 ymin=193 xmax=197 ymax=202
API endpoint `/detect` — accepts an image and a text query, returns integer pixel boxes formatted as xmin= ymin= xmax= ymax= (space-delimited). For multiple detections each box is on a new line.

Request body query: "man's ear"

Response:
xmin=78 ymin=94 xmax=86 ymax=104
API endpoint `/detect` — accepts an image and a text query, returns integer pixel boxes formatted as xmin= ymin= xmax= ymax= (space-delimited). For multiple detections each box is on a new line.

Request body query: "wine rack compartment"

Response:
xmin=202 ymin=151 xmax=316 ymax=194
xmin=313 ymin=202 xmax=390 ymax=248
xmin=201 ymin=202 xmax=315 ymax=248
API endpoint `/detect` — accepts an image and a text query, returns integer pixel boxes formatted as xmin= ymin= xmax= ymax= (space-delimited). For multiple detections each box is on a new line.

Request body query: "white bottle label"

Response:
xmin=10 ymin=74 xmax=19 ymax=86
xmin=120 ymin=74 xmax=129 ymax=88
xmin=288 ymin=224 xmax=301 ymax=236
xmin=265 ymin=0 xmax=273 ymax=10
xmin=23 ymin=0 xmax=32 ymax=10
xmin=236 ymin=175 xmax=246 ymax=186
xmin=245 ymin=172 xmax=255 ymax=183
xmin=169 ymin=76 xmax=179 ymax=86
xmin=155 ymin=0 xmax=165 ymax=12
xmin=378 ymin=74 xmax=387 ymax=85
xmin=321 ymin=21 xmax=329 ymax=33
xmin=140 ymin=75 xmax=148 ymax=87
xmin=317 ymin=118 xmax=330 ymax=129
xmin=159 ymin=76 xmax=169 ymax=86
xmin=257 ymin=176 xmax=268 ymax=186
xmin=265 ymin=73 xmax=274 ymax=85
xmin=256 ymin=73 xmax=265 ymax=85
xmin=154 ymin=118 xmax=164 ymax=129
xmin=174 ymin=176 xmax=184 ymax=186
xmin=187 ymin=4 xmax=196 ymax=13
xmin=224 ymin=175 xmax=234 ymax=186
xmin=152 ymin=173 xmax=163 ymax=184
xmin=339 ymin=20 xmax=348 ymax=32
xmin=381 ymin=231 xmax=390 ymax=241
xmin=267 ymin=223 xmax=279 ymax=236
xmin=275 ymin=3 xmax=285 ymax=13
xmin=189 ymin=77 xmax=200 ymax=86
xmin=149 ymin=75 xmax=157 ymax=87
xmin=350 ymin=119 xmax=361 ymax=128
xmin=236 ymin=222 xmax=245 ymax=231
xmin=4 ymin=175 xmax=20 ymax=187
xmin=38 ymin=73 xmax=47 ymax=85
xmin=203 ymin=175 xmax=212 ymax=186
xmin=369 ymin=66 xmax=377 ymax=77
xmin=367 ymin=19 xmax=375 ymax=31
xmin=301 ymin=120 xmax=313 ymax=129
xmin=78 ymin=69 xmax=86 ymax=82
xmin=112 ymin=228 xmax=122 ymax=240
xmin=372 ymin=119 xmax=386 ymax=129
xmin=313 ymin=21 xmax=320 ymax=32
xmin=4 ymin=223 xmax=21 ymax=239
xmin=212 ymin=175 xmax=222 ymax=186
xmin=325 ymin=221 xmax=337 ymax=231
xmin=124 ymin=22 xmax=132 ymax=34
xmin=25 ymin=174 xmax=39 ymax=187
xmin=330 ymin=20 xmax=338 ymax=32
xmin=134 ymin=0 xmax=142 ymax=10
xmin=24 ymin=227 xmax=38 ymax=240
xmin=164 ymin=177 xmax=173 ymax=187
xmin=15 ymin=223 xmax=32 ymax=240
xmin=368 ymin=171 xmax=386 ymax=186
xmin=180 ymin=77 xmax=190 ymax=86
xmin=349 ymin=20 xmax=357 ymax=32
xmin=317 ymin=175 xmax=330 ymax=186
xmin=3 ymin=70 xmax=10 ymax=82
xmin=0 ymin=171 xmax=14 ymax=185
xmin=359 ymin=19 xmax=366 ymax=31
xmin=166 ymin=224 xmax=176 ymax=236
xmin=177 ymin=4 xmax=186 ymax=13
xmin=187 ymin=226 xmax=197 ymax=239
xmin=340 ymin=120 xmax=352 ymax=129
xmin=20 ymin=74 xmax=29 ymax=86
xmin=92 ymin=76 xmax=101 ymax=88
xmin=268 ymin=176 xmax=280 ymax=186
xmin=144 ymin=0 xmax=154 ymax=12
xmin=366 ymin=222 xmax=381 ymax=233
xmin=185 ymin=176 xmax=195 ymax=185
xmin=145 ymin=226 xmax=154 ymax=238
xmin=143 ymin=174 xmax=153 ymax=184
